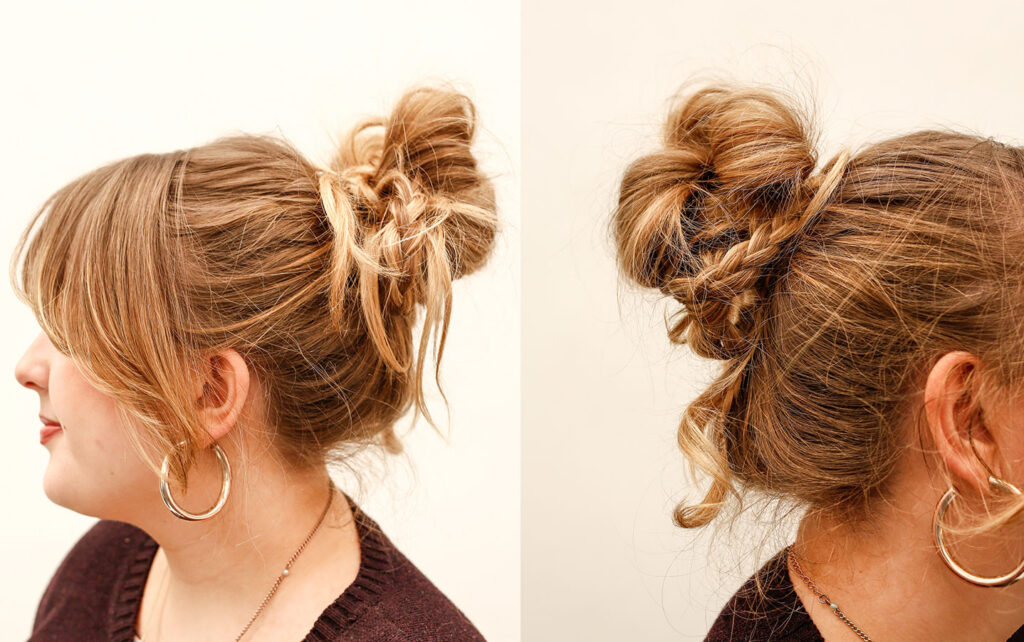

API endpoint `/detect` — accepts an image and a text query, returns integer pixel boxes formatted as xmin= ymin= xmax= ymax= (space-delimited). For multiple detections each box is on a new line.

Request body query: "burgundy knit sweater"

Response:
xmin=29 ymin=502 xmax=484 ymax=641
xmin=706 ymin=548 xmax=1024 ymax=641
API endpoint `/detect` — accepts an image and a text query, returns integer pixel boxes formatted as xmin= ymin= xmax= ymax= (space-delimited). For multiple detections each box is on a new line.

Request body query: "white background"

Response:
xmin=0 ymin=2 xmax=519 ymax=640
xmin=523 ymin=1 xmax=1024 ymax=640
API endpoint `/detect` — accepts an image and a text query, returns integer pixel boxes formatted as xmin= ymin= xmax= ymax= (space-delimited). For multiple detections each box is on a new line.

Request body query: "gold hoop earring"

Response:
xmin=933 ymin=475 xmax=1024 ymax=587
xmin=159 ymin=440 xmax=231 ymax=521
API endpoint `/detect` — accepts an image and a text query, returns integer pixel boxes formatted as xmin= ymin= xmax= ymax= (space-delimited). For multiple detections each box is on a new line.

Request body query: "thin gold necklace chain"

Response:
xmin=137 ymin=479 xmax=336 ymax=642
xmin=786 ymin=545 xmax=874 ymax=642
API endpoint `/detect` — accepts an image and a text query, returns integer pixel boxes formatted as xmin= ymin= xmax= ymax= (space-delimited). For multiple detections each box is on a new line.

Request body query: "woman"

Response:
xmin=14 ymin=86 xmax=498 ymax=641
xmin=613 ymin=84 xmax=1024 ymax=641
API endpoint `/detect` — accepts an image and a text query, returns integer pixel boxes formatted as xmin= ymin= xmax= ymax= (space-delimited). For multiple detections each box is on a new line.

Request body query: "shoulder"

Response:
xmin=368 ymin=547 xmax=484 ymax=640
xmin=69 ymin=519 xmax=149 ymax=559
xmin=46 ymin=519 xmax=150 ymax=587
xmin=319 ymin=505 xmax=485 ymax=642
xmin=705 ymin=549 xmax=822 ymax=642
xmin=32 ymin=519 xmax=151 ymax=637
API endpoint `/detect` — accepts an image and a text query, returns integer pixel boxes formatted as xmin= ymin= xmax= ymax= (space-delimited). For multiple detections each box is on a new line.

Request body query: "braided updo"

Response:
xmin=616 ymin=87 xmax=849 ymax=361
xmin=614 ymin=83 xmax=1024 ymax=528
xmin=316 ymin=87 xmax=498 ymax=432
xmin=12 ymin=86 xmax=499 ymax=490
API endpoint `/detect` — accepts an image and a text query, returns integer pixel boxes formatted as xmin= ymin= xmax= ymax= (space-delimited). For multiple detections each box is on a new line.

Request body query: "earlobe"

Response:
xmin=924 ymin=350 xmax=998 ymax=494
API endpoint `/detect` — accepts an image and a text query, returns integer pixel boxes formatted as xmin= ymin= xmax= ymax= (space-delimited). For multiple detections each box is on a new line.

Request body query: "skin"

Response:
xmin=16 ymin=331 xmax=361 ymax=642
xmin=789 ymin=351 xmax=1024 ymax=641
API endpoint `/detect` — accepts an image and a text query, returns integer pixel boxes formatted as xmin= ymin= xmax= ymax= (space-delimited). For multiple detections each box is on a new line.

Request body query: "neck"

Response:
xmin=130 ymin=443 xmax=361 ymax=639
xmin=792 ymin=493 xmax=1024 ymax=642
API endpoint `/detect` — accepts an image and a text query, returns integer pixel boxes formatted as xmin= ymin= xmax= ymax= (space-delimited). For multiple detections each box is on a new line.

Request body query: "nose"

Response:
xmin=15 ymin=331 xmax=51 ymax=391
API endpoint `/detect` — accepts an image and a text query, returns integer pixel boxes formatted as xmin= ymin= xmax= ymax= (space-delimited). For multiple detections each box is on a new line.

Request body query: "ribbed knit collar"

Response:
xmin=107 ymin=497 xmax=397 ymax=642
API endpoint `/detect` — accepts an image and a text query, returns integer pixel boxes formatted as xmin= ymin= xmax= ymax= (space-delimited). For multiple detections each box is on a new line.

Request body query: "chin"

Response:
xmin=41 ymin=465 xmax=79 ymax=514
xmin=41 ymin=464 xmax=112 ymax=521
xmin=41 ymin=447 xmax=152 ymax=522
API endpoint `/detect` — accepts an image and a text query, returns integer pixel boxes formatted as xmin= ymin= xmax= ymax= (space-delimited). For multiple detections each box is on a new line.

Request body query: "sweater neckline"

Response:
xmin=705 ymin=547 xmax=823 ymax=642
xmin=107 ymin=496 xmax=396 ymax=642
xmin=756 ymin=549 xmax=824 ymax=640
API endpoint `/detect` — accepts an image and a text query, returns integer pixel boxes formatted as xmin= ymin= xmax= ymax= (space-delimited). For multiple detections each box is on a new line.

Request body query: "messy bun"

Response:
xmin=615 ymin=86 xmax=847 ymax=360
xmin=12 ymin=86 xmax=499 ymax=489
xmin=318 ymin=87 xmax=497 ymax=424
xmin=614 ymin=83 xmax=1024 ymax=529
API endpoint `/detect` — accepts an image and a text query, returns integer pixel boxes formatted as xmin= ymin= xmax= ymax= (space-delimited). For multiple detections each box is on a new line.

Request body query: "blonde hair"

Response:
xmin=613 ymin=84 xmax=1024 ymax=530
xmin=11 ymin=87 xmax=499 ymax=491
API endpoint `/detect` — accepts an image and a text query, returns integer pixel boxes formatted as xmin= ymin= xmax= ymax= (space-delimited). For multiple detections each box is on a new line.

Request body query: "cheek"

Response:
xmin=50 ymin=360 xmax=131 ymax=465
xmin=44 ymin=360 xmax=155 ymax=518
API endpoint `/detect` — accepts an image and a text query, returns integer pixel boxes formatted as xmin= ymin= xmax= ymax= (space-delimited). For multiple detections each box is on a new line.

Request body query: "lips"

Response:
xmin=40 ymin=424 xmax=62 ymax=444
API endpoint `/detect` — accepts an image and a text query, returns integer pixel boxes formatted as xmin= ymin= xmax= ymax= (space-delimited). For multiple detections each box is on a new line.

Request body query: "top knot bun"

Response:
xmin=614 ymin=84 xmax=848 ymax=360
xmin=318 ymin=87 xmax=498 ymax=373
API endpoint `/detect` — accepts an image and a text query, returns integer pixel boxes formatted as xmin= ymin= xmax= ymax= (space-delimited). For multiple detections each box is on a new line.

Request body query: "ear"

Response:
xmin=192 ymin=348 xmax=250 ymax=446
xmin=924 ymin=350 xmax=998 ymax=494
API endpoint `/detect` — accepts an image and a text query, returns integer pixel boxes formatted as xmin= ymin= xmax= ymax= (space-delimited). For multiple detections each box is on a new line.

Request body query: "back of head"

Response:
xmin=11 ymin=86 xmax=499 ymax=488
xmin=613 ymin=83 xmax=1024 ymax=529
